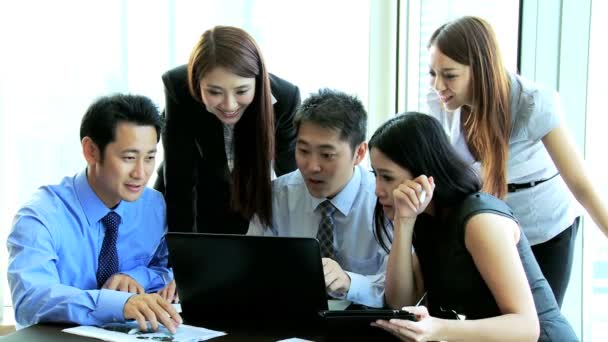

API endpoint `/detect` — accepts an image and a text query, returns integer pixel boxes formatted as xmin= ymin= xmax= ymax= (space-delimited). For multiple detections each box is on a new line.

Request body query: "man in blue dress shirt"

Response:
xmin=248 ymin=89 xmax=388 ymax=308
xmin=7 ymin=94 xmax=182 ymax=332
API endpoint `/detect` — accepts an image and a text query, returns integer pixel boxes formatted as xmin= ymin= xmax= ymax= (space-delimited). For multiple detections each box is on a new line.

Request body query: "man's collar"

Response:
xmin=308 ymin=166 xmax=362 ymax=216
xmin=75 ymin=169 xmax=130 ymax=226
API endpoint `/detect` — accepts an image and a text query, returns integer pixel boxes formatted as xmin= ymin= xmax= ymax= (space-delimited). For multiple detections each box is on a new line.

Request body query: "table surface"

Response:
xmin=2 ymin=321 xmax=397 ymax=341
xmin=2 ymin=301 xmax=399 ymax=341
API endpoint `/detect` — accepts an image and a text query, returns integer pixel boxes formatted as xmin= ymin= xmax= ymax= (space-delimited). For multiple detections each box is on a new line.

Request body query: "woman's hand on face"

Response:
xmin=392 ymin=175 xmax=435 ymax=220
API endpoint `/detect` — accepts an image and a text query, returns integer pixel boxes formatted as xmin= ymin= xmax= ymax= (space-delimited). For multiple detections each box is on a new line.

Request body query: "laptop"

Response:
xmin=166 ymin=233 xmax=329 ymax=326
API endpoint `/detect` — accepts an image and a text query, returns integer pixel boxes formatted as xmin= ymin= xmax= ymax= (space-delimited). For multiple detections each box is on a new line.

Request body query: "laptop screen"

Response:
xmin=166 ymin=233 xmax=329 ymax=324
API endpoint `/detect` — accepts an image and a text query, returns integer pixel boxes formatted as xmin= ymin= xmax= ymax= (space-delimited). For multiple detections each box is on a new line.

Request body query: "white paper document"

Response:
xmin=327 ymin=299 xmax=351 ymax=311
xmin=63 ymin=322 xmax=226 ymax=341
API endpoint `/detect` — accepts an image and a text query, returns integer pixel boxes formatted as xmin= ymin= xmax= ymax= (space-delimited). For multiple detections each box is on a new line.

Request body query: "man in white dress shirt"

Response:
xmin=248 ymin=89 xmax=387 ymax=308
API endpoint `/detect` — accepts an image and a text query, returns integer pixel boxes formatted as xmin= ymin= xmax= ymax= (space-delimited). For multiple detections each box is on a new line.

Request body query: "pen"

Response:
xmin=415 ymin=292 xmax=427 ymax=307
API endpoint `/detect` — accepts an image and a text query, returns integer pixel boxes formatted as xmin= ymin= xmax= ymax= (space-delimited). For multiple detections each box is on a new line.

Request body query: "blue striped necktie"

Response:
xmin=97 ymin=211 xmax=120 ymax=288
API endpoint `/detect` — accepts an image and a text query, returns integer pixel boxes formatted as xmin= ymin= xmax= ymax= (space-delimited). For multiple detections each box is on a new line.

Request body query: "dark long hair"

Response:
xmin=369 ymin=113 xmax=481 ymax=252
xmin=187 ymin=26 xmax=274 ymax=226
xmin=429 ymin=16 xmax=511 ymax=198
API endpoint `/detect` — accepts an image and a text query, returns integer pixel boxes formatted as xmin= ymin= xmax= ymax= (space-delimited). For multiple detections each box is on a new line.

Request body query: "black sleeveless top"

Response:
xmin=413 ymin=192 xmax=577 ymax=341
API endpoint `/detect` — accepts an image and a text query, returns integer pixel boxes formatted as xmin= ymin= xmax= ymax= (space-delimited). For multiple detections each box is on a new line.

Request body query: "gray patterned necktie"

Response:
xmin=317 ymin=200 xmax=336 ymax=259
xmin=97 ymin=211 xmax=120 ymax=288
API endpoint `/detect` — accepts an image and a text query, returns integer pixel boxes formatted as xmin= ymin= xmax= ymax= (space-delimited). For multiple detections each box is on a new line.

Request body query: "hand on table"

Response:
xmin=123 ymin=293 xmax=183 ymax=334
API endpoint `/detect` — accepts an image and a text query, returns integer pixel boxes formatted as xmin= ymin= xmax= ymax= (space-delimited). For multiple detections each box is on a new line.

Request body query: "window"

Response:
xmin=401 ymin=0 xmax=520 ymax=112
xmin=0 ymin=0 xmax=372 ymax=319
xmin=584 ymin=0 xmax=608 ymax=338
xmin=170 ymin=0 xmax=370 ymax=102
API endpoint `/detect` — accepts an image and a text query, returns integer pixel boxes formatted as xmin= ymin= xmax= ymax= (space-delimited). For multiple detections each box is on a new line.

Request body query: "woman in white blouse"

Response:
xmin=425 ymin=15 xmax=608 ymax=306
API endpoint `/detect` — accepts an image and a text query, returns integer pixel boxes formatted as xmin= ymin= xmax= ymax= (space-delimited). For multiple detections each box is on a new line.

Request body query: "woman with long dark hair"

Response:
xmin=370 ymin=113 xmax=576 ymax=341
xmin=155 ymin=26 xmax=300 ymax=236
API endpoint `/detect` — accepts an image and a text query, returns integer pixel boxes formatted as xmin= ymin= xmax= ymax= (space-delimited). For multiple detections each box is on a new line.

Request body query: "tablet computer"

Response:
xmin=319 ymin=309 xmax=417 ymax=324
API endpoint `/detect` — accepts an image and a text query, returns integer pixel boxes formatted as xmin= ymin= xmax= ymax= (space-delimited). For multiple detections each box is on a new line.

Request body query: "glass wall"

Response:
xmin=0 ymin=0 xmax=371 ymax=315
xmin=584 ymin=0 xmax=608 ymax=339
xmin=403 ymin=1 xmax=608 ymax=339
xmin=402 ymin=0 xmax=520 ymax=112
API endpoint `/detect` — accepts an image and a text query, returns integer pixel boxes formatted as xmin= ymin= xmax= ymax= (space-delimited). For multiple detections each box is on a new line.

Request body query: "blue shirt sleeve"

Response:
xmin=7 ymin=214 xmax=134 ymax=327
xmin=120 ymin=236 xmax=173 ymax=292
xmin=343 ymin=254 xmax=387 ymax=308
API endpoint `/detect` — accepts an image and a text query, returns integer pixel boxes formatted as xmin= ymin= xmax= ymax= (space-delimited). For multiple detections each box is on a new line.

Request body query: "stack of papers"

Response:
xmin=63 ymin=322 xmax=226 ymax=341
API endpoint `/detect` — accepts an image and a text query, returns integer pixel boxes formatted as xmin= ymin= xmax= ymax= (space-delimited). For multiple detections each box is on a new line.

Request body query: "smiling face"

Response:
xmin=296 ymin=122 xmax=366 ymax=199
xmin=85 ymin=122 xmax=158 ymax=208
xmin=370 ymin=147 xmax=414 ymax=219
xmin=428 ymin=45 xmax=473 ymax=111
xmin=200 ymin=66 xmax=256 ymax=125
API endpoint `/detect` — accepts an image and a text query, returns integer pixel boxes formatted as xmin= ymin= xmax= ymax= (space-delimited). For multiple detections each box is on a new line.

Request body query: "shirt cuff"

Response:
xmin=94 ymin=289 xmax=135 ymax=323
xmin=343 ymin=271 xmax=383 ymax=308
xmin=344 ymin=271 xmax=364 ymax=302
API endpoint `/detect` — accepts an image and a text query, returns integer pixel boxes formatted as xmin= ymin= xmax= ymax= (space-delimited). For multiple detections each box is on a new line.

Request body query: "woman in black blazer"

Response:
xmin=155 ymin=26 xmax=300 ymax=235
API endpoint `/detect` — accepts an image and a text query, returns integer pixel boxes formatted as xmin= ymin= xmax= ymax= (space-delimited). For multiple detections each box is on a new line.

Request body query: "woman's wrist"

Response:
xmin=431 ymin=316 xmax=448 ymax=341
xmin=394 ymin=216 xmax=417 ymax=232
